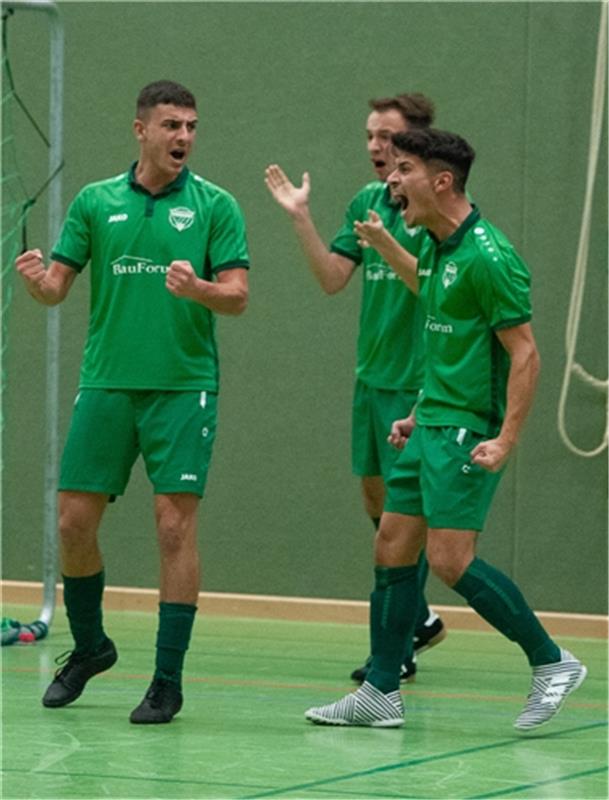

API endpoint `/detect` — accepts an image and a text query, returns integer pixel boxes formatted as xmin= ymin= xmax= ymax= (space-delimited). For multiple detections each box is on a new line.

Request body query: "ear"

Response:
xmin=133 ymin=118 xmax=145 ymax=142
xmin=433 ymin=170 xmax=454 ymax=193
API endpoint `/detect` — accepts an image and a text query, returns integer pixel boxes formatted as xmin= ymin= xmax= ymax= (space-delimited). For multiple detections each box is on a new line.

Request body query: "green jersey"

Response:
xmin=416 ymin=207 xmax=532 ymax=436
xmin=330 ymin=182 xmax=426 ymax=391
xmin=52 ymin=165 xmax=250 ymax=392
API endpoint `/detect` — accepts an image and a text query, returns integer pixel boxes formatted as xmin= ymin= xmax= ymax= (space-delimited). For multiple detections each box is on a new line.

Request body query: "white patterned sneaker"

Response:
xmin=514 ymin=648 xmax=587 ymax=731
xmin=305 ymin=681 xmax=404 ymax=727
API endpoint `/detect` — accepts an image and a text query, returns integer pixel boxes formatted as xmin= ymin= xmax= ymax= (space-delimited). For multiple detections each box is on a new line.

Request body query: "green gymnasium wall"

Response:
xmin=3 ymin=1 xmax=607 ymax=614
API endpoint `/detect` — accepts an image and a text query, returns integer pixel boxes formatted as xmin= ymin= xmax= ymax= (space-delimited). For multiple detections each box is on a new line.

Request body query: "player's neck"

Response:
xmin=428 ymin=196 xmax=472 ymax=242
xmin=135 ymin=160 xmax=181 ymax=196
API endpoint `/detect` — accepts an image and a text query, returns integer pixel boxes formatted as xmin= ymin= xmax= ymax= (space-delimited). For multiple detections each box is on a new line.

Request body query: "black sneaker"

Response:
xmin=129 ymin=678 xmax=183 ymax=724
xmin=414 ymin=614 xmax=447 ymax=654
xmin=42 ymin=638 xmax=118 ymax=708
xmin=350 ymin=655 xmax=417 ymax=684
xmin=350 ymin=615 xmax=446 ymax=684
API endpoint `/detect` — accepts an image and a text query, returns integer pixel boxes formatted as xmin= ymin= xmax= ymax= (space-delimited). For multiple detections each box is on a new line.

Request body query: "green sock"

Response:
xmin=367 ymin=565 xmax=419 ymax=693
xmin=63 ymin=571 xmax=107 ymax=654
xmin=453 ymin=557 xmax=560 ymax=666
xmin=414 ymin=551 xmax=430 ymax=630
xmin=401 ymin=552 xmax=430 ymax=664
xmin=154 ymin=602 xmax=197 ymax=689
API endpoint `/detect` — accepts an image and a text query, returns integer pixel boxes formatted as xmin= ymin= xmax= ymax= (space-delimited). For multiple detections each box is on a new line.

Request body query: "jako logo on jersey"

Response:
xmin=169 ymin=206 xmax=195 ymax=232
xmin=108 ymin=213 xmax=128 ymax=223
xmin=180 ymin=473 xmax=198 ymax=482
xmin=111 ymin=254 xmax=169 ymax=275
xmin=442 ymin=261 xmax=458 ymax=289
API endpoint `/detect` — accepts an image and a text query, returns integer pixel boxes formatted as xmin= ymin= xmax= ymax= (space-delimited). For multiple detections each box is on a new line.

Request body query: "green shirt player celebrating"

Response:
xmin=305 ymin=128 xmax=587 ymax=730
xmin=265 ymin=94 xmax=446 ymax=683
xmin=15 ymin=80 xmax=250 ymax=725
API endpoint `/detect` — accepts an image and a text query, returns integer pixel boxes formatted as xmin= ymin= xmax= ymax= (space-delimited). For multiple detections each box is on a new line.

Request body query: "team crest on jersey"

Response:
xmin=169 ymin=206 xmax=195 ymax=232
xmin=442 ymin=261 xmax=458 ymax=289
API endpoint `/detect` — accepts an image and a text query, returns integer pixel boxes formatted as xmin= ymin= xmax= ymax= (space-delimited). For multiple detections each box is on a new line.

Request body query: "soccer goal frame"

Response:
xmin=5 ymin=0 xmax=63 ymax=630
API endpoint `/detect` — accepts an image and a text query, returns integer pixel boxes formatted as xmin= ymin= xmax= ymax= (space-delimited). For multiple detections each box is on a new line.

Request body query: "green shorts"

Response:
xmin=351 ymin=379 xmax=419 ymax=480
xmin=384 ymin=424 xmax=504 ymax=530
xmin=59 ymin=389 xmax=218 ymax=498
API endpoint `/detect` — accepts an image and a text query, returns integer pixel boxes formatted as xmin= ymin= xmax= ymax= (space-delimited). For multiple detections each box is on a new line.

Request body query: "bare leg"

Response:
xmin=426 ymin=528 xmax=477 ymax=586
xmin=154 ymin=493 xmax=200 ymax=604
xmin=130 ymin=493 xmax=201 ymax=724
xmin=360 ymin=475 xmax=385 ymax=520
xmin=42 ymin=492 xmax=116 ymax=708
xmin=58 ymin=491 xmax=108 ymax=576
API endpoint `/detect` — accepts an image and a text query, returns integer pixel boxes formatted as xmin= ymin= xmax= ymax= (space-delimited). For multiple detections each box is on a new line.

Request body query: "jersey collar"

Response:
xmin=127 ymin=162 xmax=189 ymax=197
xmin=430 ymin=205 xmax=481 ymax=253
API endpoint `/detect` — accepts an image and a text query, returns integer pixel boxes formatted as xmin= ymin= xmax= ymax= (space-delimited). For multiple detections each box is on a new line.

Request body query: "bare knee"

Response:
xmin=58 ymin=493 xmax=105 ymax=551
xmin=361 ymin=476 xmax=385 ymax=519
xmin=427 ymin=551 xmax=466 ymax=586
xmin=157 ymin=514 xmax=188 ymax=557
xmin=57 ymin=494 xmax=106 ymax=576
xmin=374 ymin=513 xmax=426 ymax=566
xmin=426 ymin=546 xmax=473 ymax=586
xmin=155 ymin=496 xmax=199 ymax=559
xmin=426 ymin=529 xmax=476 ymax=587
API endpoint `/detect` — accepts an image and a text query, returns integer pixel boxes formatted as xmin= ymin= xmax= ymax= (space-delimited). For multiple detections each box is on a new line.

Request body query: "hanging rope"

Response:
xmin=1 ymin=7 xmax=65 ymax=251
xmin=557 ymin=2 xmax=608 ymax=458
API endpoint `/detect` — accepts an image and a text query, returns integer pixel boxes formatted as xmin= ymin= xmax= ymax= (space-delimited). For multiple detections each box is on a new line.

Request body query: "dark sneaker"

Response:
xmin=42 ymin=638 xmax=118 ymax=708
xmin=350 ymin=655 xmax=416 ymax=685
xmin=350 ymin=614 xmax=446 ymax=684
xmin=129 ymin=678 xmax=183 ymax=724
xmin=414 ymin=613 xmax=447 ymax=655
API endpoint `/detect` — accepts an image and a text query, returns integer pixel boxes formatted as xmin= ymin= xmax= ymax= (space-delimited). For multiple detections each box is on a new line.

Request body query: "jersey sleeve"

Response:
xmin=329 ymin=192 xmax=364 ymax=265
xmin=50 ymin=188 xmax=92 ymax=272
xmin=208 ymin=192 xmax=250 ymax=272
xmin=472 ymin=244 xmax=532 ymax=330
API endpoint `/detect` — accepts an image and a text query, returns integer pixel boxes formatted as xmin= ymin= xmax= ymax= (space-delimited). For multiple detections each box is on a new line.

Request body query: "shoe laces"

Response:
xmin=53 ymin=649 xmax=86 ymax=678
xmin=146 ymin=678 xmax=174 ymax=705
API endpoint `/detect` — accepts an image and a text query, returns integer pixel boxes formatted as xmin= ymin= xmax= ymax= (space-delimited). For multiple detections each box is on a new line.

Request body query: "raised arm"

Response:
xmin=15 ymin=249 xmax=77 ymax=306
xmin=165 ymin=263 xmax=248 ymax=316
xmin=470 ymin=322 xmax=540 ymax=472
xmin=354 ymin=211 xmax=419 ymax=294
xmin=264 ymin=164 xmax=355 ymax=295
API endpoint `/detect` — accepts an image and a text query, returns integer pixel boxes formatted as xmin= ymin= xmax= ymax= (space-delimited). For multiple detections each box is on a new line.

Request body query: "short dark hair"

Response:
xmin=136 ymin=80 xmax=196 ymax=116
xmin=368 ymin=93 xmax=435 ymax=129
xmin=392 ymin=128 xmax=475 ymax=192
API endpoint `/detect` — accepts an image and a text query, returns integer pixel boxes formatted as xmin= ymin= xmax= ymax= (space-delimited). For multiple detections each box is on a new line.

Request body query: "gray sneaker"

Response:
xmin=305 ymin=681 xmax=404 ymax=728
xmin=514 ymin=648 xmax=587 ymax=731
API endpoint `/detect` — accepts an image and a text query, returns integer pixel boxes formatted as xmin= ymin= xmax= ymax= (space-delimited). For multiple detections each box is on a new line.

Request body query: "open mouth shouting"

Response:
xmin=170 ymin=148 xmax=186 ymax=164
xmin=371 ymin=158 xmax=389 ymax=179
xmin=392 ymin=190 xmax=414 ymax=224
xmin=389 ymin=184 xmax=409 ymax=211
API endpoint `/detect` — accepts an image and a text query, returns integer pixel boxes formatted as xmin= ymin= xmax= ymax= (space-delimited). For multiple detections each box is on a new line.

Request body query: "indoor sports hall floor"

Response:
xmin=2 ymin=603 xmax=607 ymax=800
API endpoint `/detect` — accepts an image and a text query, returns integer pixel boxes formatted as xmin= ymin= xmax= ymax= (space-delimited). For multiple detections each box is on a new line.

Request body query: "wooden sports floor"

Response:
xmin=2 ymin=603 xmax=607 ymax=799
